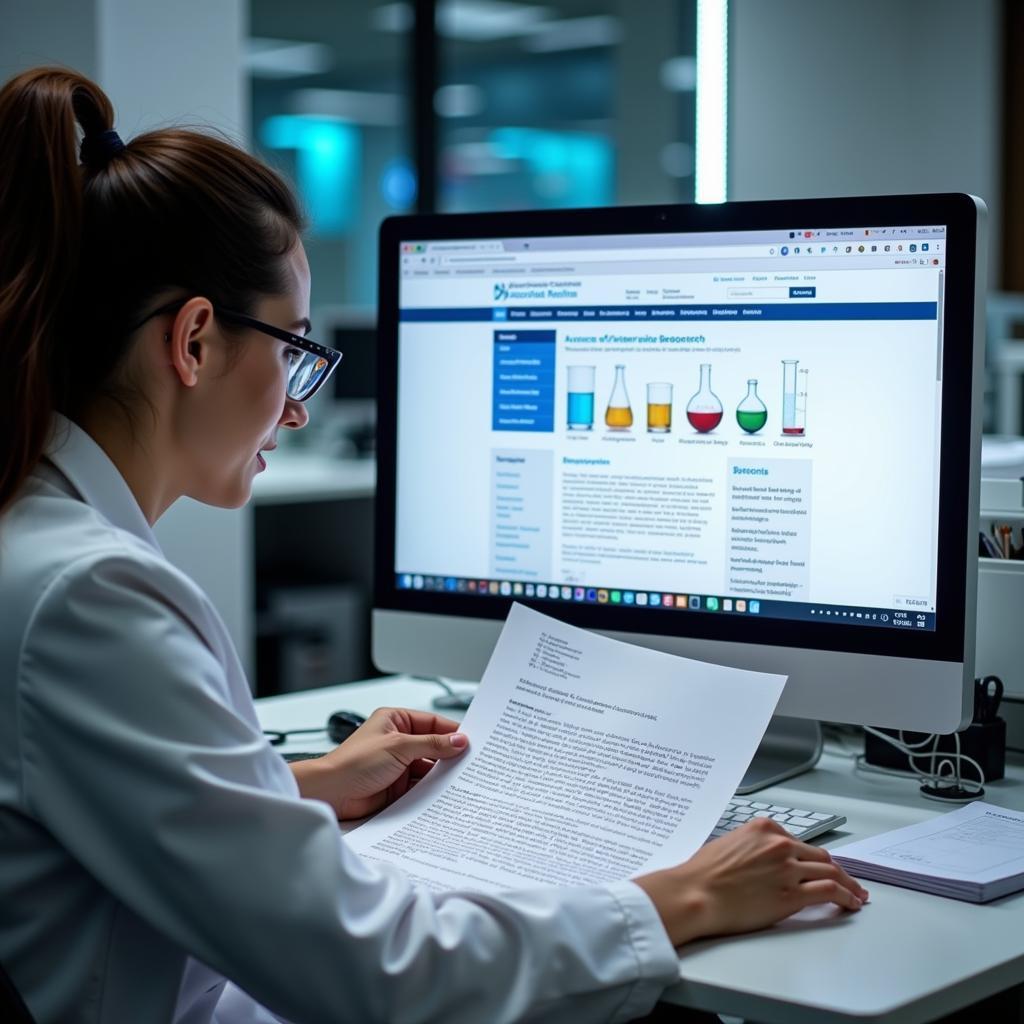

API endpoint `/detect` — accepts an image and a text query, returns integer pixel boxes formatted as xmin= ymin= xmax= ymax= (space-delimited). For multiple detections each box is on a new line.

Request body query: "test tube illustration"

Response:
xmin=646 ymin=382 xmax=672 ymax=433
xmin=605 ymin=364 xmax=634 ymax=429
xmin=566 ymin=364 xmax=596 ymax=431
xmin=781 ymin=360 xmax=808 ymax=435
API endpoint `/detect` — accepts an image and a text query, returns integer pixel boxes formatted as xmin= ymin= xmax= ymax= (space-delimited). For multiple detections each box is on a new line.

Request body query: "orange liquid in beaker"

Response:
xmin=606 ymin=405 xmax=633 ymax=428
xmin=647 ymin=403 xmax=671 ymax=430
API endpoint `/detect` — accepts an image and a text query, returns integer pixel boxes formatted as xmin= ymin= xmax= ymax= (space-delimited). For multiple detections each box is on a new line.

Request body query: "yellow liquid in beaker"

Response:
xmin=606 ymin=405 xmax=633 ymax=428
xmin=647 ymin=403 xmax=671 ymax=431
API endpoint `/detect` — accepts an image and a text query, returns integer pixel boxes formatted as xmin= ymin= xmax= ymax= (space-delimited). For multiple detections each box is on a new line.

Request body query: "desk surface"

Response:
xmin=257 ymin=678 xmax=1024 ymax=1024
xmin=250 ymin=451 xmax=375 ymax=505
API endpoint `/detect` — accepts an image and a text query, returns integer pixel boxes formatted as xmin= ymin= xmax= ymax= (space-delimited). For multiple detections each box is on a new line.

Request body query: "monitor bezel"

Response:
xmin=374 ymin=194 xmax=981 ymax=665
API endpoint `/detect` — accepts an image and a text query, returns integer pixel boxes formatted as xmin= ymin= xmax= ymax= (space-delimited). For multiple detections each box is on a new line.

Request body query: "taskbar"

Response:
xmin=394 ymin=573 xmax=936 ymax=631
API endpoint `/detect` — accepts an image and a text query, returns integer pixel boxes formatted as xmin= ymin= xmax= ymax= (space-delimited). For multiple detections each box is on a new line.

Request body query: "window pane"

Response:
xmin=436 ymin=0 xmax=698 ymax=212
xmin=249 ymin=1 xmax=411 ymax=308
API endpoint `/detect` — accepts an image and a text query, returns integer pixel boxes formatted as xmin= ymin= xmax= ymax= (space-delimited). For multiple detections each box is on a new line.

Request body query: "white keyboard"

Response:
xmin=708 ymin=798 xmax=846 ymax=843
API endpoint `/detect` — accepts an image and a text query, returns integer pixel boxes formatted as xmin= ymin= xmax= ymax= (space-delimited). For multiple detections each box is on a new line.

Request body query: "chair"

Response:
xmin=0 ymin=959 xmax=36 ymax=1024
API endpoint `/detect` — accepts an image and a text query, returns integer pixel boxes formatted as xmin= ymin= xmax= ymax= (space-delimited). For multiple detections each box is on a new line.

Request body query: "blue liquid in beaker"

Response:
xmin=568 ymin=392 xmax=595 ymax=430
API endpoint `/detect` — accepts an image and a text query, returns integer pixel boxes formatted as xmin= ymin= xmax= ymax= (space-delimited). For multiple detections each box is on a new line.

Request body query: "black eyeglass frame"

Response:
xmin=130 ymin=299 xmax=344 ymax=402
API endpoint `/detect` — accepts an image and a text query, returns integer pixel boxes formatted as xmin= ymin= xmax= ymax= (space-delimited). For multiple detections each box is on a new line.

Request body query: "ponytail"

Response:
xmin=0 ymin=68 xmax=113 ymax=515
xmin=0 ymin=66 xmax=304 ymax=517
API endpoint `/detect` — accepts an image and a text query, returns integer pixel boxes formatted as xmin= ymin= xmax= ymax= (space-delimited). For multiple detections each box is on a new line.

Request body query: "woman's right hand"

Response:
xmin=633 ymin=817 xmax=869 ymax=947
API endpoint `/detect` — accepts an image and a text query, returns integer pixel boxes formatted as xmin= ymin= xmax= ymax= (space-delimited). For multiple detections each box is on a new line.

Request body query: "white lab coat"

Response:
xmin=0 ymin=416 xmax=679 ymax=1024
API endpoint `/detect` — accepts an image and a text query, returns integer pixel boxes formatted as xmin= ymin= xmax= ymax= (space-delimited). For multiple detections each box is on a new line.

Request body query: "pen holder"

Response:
xmin=864 ymin=718 xmax=1006 ymax=782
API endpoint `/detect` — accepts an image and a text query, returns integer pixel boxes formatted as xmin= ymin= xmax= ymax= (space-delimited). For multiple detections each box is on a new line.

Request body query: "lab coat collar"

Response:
xmin=46 ymin=414 xmax=163 ymax=554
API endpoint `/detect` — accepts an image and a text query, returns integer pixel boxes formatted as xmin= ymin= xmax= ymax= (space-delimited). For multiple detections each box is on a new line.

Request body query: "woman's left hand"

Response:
xmin=289 ymin=706 xmax=468 ymax=820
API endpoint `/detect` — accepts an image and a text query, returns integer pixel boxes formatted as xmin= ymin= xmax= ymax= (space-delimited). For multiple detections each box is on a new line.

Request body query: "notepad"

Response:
xmin=833 ymin=802 xmax=1024 ymax=903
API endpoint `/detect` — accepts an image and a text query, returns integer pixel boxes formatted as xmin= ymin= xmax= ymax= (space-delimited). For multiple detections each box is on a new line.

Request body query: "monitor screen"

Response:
xmin=373 ymin=196 xmax=983 ymax=732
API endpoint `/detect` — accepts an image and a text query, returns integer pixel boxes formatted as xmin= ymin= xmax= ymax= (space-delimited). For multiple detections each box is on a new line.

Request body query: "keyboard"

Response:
xmin=708 ymin=798 xmax=846 ymax=843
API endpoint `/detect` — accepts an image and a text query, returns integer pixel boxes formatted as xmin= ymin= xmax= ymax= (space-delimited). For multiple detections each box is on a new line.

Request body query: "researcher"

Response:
xmin=0 ymin=67 xmax=868 ymax=1024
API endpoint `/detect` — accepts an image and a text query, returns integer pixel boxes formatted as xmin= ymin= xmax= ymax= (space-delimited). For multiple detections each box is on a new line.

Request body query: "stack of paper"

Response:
xmin=833 ymin=802 xmax=1024 ymax=903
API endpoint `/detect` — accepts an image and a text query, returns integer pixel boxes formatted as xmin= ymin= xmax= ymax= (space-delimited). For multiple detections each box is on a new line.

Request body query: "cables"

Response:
xmin=857 ymin=727 xmax=985 ymax=802
xmin=410 ymin=675 xmax=476 ymax=712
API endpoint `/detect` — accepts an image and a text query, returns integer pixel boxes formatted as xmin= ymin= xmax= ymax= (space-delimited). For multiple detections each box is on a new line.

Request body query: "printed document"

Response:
xmin=346 ymin=603 xmax=786 ymax=892
xmin=833 ymin=801 xmax=1024 ymax=902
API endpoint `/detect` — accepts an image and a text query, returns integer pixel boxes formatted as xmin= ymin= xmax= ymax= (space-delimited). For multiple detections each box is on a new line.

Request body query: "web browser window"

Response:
xmin=393 ymin=225 xmax=947 ymax=632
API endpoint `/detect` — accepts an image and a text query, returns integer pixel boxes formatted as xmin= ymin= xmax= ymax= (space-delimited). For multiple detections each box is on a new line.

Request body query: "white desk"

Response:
xmin=250 ymin=451 xmax=375 ymax=506
xmin=256 ymin=679 xmax=1024 ymax=1024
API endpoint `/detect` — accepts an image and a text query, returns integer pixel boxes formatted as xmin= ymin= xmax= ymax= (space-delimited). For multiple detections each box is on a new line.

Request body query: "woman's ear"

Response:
xmin=166 ymin=298 xmax=216 ymax=388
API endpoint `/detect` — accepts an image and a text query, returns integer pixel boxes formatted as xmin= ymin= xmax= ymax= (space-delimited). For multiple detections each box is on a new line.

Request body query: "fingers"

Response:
xmin=378 ymin=707 xmax=463 ymax=736
xmin=391 ymin=730 xmax=469 ymax=763
xmin=796 ymin=860 xmax=870 ymax=899
xmin=793 ymin=877 xmax=865 ymax=912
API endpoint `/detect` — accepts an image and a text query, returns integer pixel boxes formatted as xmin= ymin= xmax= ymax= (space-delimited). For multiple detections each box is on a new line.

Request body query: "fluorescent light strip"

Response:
xmin=695 ymin=0 xmax=728 ymax=204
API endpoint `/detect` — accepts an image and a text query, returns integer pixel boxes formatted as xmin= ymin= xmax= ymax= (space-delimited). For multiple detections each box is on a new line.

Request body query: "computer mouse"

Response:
xmin=327 ymin=710 xmax=366 ymax=744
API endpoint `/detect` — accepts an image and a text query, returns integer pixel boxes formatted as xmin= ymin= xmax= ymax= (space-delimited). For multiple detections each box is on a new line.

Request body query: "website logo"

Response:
xmin=493 ymin=282 xmax=509 ymax=301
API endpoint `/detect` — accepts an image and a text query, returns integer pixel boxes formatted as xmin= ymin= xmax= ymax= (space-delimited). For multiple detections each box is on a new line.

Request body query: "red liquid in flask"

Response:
xmin=782 ymin=426 xmax=805 ymax=435
xmin=687 ymin=410 xmax=723 ymax=433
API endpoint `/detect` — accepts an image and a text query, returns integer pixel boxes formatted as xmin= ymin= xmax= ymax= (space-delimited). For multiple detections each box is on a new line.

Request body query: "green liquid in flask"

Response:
xmin=737 ymin=408 xmax=768 ymax=433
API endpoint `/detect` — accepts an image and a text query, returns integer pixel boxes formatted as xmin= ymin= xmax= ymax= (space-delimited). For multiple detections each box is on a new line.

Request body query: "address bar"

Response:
xmin=440 ymin=245 xmax=774 ymax=265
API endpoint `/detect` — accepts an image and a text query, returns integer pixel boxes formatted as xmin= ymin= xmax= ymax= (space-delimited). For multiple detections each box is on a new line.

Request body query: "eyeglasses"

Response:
xmin=131 ymin=299 xmax=343 ymax=402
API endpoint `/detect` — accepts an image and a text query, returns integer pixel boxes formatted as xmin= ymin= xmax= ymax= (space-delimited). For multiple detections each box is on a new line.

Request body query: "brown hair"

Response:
xmin=0 ymin=66 xmax=305 ymax=515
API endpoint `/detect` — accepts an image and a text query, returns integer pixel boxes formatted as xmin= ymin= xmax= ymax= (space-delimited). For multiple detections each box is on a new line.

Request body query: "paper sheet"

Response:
xmin=346 ymin=603 xmax=786 ymax=892
xmin=834 ymin=801 xmax=1024 ymax=881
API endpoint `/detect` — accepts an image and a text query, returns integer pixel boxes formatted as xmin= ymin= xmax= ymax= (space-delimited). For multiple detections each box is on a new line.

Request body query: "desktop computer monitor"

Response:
xmin=372 ymin=194 xmax=986 ymax=786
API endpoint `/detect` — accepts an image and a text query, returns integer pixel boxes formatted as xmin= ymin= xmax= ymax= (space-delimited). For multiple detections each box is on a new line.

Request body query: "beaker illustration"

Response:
xmin=685 ymin=363 xmax=723 ymax=433
xmin=781 ymin=360 xmax=808 ymax=435
xmin=605 ymin=364 xmax=633 ymax=429
xmin=566 ymin=365 xmax=596 ymax=431
xmin=647 ymin=382 xmax=672 ymax=433
xmin=736 ymin=379 xmax=768 ymax=434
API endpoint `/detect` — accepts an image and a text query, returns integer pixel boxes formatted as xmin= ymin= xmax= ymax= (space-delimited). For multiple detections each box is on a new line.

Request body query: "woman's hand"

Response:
xmin=289 ymin=706 xmax=468 ymax=820
xmin=634 ymin=817 xmax=869 ymax=947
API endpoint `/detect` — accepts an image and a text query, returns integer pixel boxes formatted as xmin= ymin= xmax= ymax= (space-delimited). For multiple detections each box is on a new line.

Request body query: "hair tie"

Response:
xmin=79 ymin=129 xmax=126 ymax=168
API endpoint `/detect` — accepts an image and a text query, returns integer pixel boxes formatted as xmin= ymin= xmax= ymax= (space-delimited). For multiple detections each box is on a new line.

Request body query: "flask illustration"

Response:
xmin=646 ymin=382 xmax=672 ymax=433
xmin=685 ymin=363 xmax=723 ymax=433
xmin=566 ymin=365 xmax=596 ymax=431
xmin=781 ymin=360 xmax=808 ymax=435
xmin=736 ymin=379 xmax=768 ymax=433
xmin=605 ymin=364 xmax=633 ymax=429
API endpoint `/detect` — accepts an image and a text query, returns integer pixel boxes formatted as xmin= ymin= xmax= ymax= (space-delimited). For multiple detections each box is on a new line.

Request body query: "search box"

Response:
xmin=726 ymin=287 xmax=789 ymax=299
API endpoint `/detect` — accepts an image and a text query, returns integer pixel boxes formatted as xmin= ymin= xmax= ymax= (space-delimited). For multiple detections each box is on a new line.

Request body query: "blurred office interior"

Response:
xmin=3 ymin=0 xmax=1022 ymax=693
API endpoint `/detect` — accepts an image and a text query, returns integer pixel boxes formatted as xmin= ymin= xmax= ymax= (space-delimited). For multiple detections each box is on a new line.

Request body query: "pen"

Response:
xmin=999 ymin=525 xmax=1012 ymax=559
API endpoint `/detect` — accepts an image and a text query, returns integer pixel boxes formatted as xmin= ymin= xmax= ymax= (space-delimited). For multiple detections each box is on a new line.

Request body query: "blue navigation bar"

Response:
xmin=402 ymin=301 xmax=936 ymax=323
xmin=492 ymin=330 xmax=555 ymax=432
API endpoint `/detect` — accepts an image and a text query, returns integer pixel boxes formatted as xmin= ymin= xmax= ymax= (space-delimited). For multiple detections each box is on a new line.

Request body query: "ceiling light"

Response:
xmin=695 ymin=0 xmax=728 ymax=204
xmin=434 ymin=84 xmax=486 ymax=118
xmin=373 ymin=1 xmax=552 ymax=42
xmin=246 ymin=38 xmax=333 ymax=79
xmin=660 ymin=55 xmax=697 ymax=93
xmin=521 ymin=16 xmax=621 ymax=52
xmin=291 ymin=88 xmax=402 ymax=127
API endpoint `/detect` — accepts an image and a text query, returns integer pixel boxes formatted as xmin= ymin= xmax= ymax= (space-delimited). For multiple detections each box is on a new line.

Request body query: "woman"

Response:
xmin=0 ymin=67 xmax=867 ymax=1024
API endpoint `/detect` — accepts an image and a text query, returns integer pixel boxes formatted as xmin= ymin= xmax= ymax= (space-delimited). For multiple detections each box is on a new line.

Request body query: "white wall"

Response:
xmin=0 ymin=0 xmax=98 ymax=79
xmin=730 ymin=0 xmax=1001 ymax=279
xmin=97 ymin=0 xmax=248 ymax=144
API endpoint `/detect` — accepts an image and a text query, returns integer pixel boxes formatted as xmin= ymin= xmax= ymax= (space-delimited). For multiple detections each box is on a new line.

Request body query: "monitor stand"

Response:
xmin=736 ymin=716 xmax=823 ymax=793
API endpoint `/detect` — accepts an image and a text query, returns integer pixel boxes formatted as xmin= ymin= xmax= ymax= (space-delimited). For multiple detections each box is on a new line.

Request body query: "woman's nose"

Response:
xmin=280 ymin=397 xmax=309 ymax=430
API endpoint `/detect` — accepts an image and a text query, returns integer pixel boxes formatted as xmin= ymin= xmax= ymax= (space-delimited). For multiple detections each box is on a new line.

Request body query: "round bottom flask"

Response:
xmin=686 ymin=363 xmax=723 ymax=433
xmin=736 ymin=379 xmax=768 ymax=433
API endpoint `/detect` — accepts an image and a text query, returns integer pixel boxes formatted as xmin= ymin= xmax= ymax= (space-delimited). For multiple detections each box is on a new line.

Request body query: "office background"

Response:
xmin=2 ymin=0 xmax=1019 ymax=694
